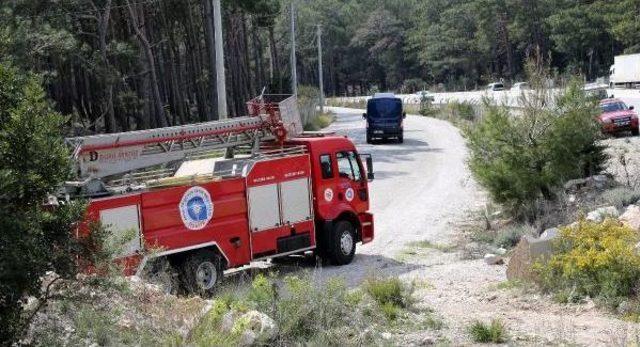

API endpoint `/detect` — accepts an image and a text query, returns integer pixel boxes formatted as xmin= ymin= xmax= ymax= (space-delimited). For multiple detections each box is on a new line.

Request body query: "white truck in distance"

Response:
xmin=610 ymin=54 xmax=640 ymax=89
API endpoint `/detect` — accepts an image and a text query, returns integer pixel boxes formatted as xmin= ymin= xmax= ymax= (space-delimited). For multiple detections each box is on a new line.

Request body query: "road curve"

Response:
xmin=312 ymin=107 xmax=484 ymax=282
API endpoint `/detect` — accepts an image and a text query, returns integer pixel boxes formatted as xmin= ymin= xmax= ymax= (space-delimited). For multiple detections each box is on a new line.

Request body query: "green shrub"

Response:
xmin=535 ymin=220 xmax=640 ymax=306
xmin=471 ymin=224 xmax=536 ymax=249
xmin=297 ymin=85 xmax=321 ymax=126
xmin=304 ymin=112 xmax=334 ymax=131
xmin=465 ymin=78 xmax=606 ymax=219
xmin=364 ymin=277 xmax=407 ymax=308
xmin=326 ymin=98 xmax=367 ymax=109
xmin=402 ymin=78 xmax=427 ymax=93
xmin=494 ymin=224 xmax=537 ymax=249
xmin=444 ymin=101 xmax=476 ymax=121
xmin=599 ymin=187 xmax=640 ymax=209
xmin=188 ymin=275 xmax=419 ymax=345
xmin=0 ymin=63 xmax=88 ymax=344
xmin=419 ymin=99 xmax=439 ymax=117
xmin=468 ymin=319 xmax=507 ymax=343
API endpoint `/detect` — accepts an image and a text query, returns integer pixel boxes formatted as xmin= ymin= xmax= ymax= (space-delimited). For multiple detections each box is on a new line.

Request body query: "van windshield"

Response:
xmin=367 ymin=98 xmax=402 ymax=119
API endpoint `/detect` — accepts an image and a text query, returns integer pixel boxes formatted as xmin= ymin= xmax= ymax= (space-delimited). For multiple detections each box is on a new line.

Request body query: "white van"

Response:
xmin=486 ymin=82 xmax=505 ymax=91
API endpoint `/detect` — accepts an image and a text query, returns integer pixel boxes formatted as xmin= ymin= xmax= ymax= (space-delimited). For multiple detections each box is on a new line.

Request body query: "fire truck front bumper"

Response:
xmin=359 ymin=212 xmax=374 ymax=244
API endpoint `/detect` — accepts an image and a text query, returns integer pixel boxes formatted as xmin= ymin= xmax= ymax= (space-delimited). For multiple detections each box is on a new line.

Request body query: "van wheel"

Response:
xmin=330 ymin=221 xmax=356 ymax=265
xmin=180 ymin=250 xmax=223 ymax=296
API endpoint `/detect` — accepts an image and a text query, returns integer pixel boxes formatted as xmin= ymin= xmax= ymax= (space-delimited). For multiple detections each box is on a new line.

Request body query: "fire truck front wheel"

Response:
xmin=180 ymin=250 xmax=223 ymax=296
xmin=330 ymin=221 xmax=356 ymax=265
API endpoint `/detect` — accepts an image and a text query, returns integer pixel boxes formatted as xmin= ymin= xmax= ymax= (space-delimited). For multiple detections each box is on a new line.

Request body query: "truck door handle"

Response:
xmin=230 ymin=237 xmax=241 ymax=248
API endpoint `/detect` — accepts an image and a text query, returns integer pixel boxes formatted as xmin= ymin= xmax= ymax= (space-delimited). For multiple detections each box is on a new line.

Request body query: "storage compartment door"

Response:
xmin=248 ymin=183 xmax=281 ymax=232
xmin=280 ymin=178 xmax=312 ymax=224
xmin=99 ymin=205 xmax=142 ymax=257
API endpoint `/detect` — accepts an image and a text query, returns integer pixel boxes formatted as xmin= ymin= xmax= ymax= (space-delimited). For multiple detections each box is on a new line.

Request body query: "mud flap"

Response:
xmin=359 ymin=212 xmax=374 ymax=244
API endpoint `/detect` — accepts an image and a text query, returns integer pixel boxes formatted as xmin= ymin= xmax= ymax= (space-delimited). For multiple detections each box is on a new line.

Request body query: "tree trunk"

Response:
xmin=95 ymin=0 xmax=117 ymax=132
xmin=126 ymin=0 xmax=167 ymax=128
xmin=268 ymin=26 xmax=280 ymax=90
xmin=203 ymin=0 xmax=218 ymax=120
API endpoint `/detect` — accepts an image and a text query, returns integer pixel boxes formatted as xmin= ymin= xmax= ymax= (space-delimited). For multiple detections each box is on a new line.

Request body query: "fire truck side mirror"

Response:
xmin=360 ymin=154 xmax=374 ymax=181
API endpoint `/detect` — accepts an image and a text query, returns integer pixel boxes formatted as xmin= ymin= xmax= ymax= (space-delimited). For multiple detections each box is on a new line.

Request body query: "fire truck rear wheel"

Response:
xmin=180 ymin=250 xmax=223 ymax=296
xmin=331 ymin=221 xmax=356 ymax=265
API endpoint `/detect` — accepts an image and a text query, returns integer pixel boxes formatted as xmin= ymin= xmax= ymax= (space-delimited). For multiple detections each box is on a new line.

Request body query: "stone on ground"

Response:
xmin=621 ymin=205 xmax=640 ymax=232
xmin=484 ymin=253 xmax=504 ymax=265
xmin=506 ymin=234 xmax=558 ymax=282
xmin=586 ymin=206 xmax=619 ymax=222
xmin=540 ymin=228 xmax=559 ymax=240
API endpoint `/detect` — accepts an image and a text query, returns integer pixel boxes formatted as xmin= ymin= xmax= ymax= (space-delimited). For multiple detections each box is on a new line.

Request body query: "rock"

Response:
xmin=421 ymin=337 xmax=435 ymax=345
xmin=506 ymin=235 xmax=558 ymax=282
xmin=220 ymin=311 xmax=236 ymax=332
xmin=239 ymin=330 xmax=257 ymax=347
xmin=564 ymin=178 xmax=588 ymax=191
xmin=591 ymin=175 xmax=610 ymax=189
xmin=540 ymin=228 xmax=559 ymax=240
xmin=617 ymin=300 xmax=634 ymax=315
xmin=235 ymin=311 xmax=278 ymax=343
xmin=564 ymin=175 xmax=611 ymax=192
xmin=586 ymin=206 xmax=619 ymax=222
xmin=484 ymin=253 xmax=504 ymax=265
xmin=621 ymin=205 xmax=640 ymax=232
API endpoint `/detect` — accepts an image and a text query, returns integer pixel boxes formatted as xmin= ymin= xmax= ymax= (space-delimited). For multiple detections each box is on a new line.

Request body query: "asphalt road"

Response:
xmin=307 ymin=107 xmax=484 ymax=283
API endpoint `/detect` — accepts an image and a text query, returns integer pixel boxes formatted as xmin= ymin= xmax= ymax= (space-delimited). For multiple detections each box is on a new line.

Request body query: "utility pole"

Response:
xmin=213 ymin=0 xmax=227 ymax=119
xmin=290 ymin=1 xmax=297 ymax=95
xmin=316 ymin=24 xmax=324 ymax=113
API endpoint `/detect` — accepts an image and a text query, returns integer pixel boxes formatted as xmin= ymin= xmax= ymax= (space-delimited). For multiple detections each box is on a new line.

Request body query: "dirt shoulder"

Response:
xmin=385 ymin=133 xmax=640 ymax=346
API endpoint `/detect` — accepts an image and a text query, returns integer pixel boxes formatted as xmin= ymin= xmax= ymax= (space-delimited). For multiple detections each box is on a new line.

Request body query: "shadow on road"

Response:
xmin=224 ymin=253 xmax=422 ymax=288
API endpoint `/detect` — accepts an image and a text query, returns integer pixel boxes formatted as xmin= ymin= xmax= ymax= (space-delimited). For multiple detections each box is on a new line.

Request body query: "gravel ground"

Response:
xmin=307 ymin=108 xmax=640 ymax=346
xmin=603 ymin=135 xmax=640 ymax=187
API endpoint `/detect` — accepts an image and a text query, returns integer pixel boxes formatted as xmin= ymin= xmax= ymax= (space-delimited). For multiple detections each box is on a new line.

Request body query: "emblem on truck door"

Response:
xmin=345 ymin=188 xmax=355 ymax=202
xmin=179 ymin=186 xmax=214 ymax=230
xmin=324 ymin=188 xmax=334 ymax=202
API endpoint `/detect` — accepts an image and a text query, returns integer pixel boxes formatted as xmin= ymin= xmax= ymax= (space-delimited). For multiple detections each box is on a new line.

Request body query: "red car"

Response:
xmin=598 ymin=98 xmax=639 ymax=136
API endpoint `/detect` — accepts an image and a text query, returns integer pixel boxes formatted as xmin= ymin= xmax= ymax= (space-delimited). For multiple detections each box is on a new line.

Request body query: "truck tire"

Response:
xmin=330 ymin=220 xmax=356 ymax=265
xmin=142 ymin=257 xmax=179 ymax=295
xmin=398 ymin=134 xmax=404 ymax=143
xmin=180 ymin=250 xmax=223 ymax=296
xmin=633 ymin=128 xmax=639 ymax=136
xmin=366 ymin=133 xmax=372 ymax=144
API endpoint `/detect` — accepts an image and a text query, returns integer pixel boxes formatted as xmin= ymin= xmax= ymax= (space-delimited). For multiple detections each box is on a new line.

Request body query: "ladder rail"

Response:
xmin=63 ymin=95 xmax=303 ymax=197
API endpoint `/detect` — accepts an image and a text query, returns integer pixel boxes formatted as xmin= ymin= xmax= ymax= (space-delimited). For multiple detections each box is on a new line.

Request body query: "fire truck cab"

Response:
xmin=72 ymin=95 xmax=374 ymax=294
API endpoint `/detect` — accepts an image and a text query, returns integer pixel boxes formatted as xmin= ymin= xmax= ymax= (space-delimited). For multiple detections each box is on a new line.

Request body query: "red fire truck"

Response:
xmin=63 ymin=95 xmax=374 ymax=294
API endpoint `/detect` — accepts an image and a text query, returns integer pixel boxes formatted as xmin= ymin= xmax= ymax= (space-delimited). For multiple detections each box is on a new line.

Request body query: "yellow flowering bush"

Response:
xmin=536 ymin=219 xmax=640 ymax=302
